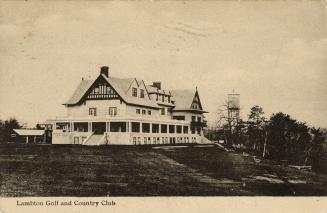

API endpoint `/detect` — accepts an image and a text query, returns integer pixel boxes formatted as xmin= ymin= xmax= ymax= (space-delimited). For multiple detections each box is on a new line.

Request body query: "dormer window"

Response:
xmin=140 ymin=89 xmax=145 ymax=98
xmin=132 ymin=88 xmax=137 ymax=97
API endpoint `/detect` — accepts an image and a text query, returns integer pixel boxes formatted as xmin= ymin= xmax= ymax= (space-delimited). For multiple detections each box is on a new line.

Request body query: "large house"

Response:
xmin=47 ymin=66 xmax=209 ymax=145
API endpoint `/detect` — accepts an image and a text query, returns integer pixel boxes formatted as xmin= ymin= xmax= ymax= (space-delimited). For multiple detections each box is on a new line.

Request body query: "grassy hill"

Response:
xmin=0 ymin=143 xmax=326 ymax=196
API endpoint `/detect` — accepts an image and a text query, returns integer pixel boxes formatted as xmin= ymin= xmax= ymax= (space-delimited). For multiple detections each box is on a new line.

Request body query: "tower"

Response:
xmin=227 ymin=92 xmax=240 ymax=123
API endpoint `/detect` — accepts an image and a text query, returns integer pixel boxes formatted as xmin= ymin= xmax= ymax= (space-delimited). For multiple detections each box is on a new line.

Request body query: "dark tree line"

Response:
xmin=0 ymin=118 xmax=45 ymax=143
xmin=208 ymin=105 xmax=327 ymax=173
xmin=0 ymin=118 xmax=22 ymax=143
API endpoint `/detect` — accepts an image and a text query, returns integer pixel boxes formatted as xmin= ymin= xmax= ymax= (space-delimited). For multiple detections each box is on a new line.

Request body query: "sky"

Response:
xmin=0 ymin=1 xmax=327 ymax=128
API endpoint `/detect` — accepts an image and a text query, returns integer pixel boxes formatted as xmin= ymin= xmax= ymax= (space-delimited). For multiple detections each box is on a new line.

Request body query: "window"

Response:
xmin=191 ymin=116 xmax=196 ymax=121
xmin=162 ymin=95 xmax=165 ymax=102
xmin=192 ymin=102 xmax=199 ymax=109
xmin=136 ymin=109 xmax=140 ymax=114
xmin=161 ymin=124 xmax=167 ymax=133
xmin=89 ymin=108 xmax=97 ymax=116
xmin=132 ymin=122 xmax=140 ymax=133
xmin=142 ymin=123 xmax=150 ymax=133
xmin=94 ymin=88 xmax=99 ymax=94
xmin=133 ymin=137 xmax=137 ymax=145
xmin=152 ymin=124 xmax=159 ymax=133
xmin=168 ymin=96 xmax=171 ymax=103
xmin=148 ymin=110 xmax=151 ymax=115
xmin=110 ymin=122 xmax=126 ymax=132
xmin=156 ymin=94 xmax=158 ymax=101
xmin=176 ymin=125 xmax=182 ymax=134
xmin=99 ymin=85 xmax=104 ymax=94
xmin=169 ymin=125 xmax=175 ymax=133
xmin=161 ymin=108 xmax=165 ymax=115
xmin=183 ymin=126 xmax=189 ymax=134
xmin=74 ymin=122 xmax=88 ymax=132
xmin=132 ymin=88 xmax=137 ymax=97
xmin=74 ymin=137 xmax=79 ymax=144
xmin=140 ymin=89 xmax=145 ymax=98
xmin=198 ymin=117 xmax=202 ymax=122
xmin=142 ymin=109 xmax=146 ymax=115
xmin=109 ymin=107 xmax=117 ymax=117
xmin=173 ymin=116 xmax=185 ymax=121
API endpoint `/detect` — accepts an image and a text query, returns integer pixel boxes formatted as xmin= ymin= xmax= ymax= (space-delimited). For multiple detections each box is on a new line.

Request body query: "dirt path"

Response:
xmin=151 ymin=152 xmax=252 ymax=195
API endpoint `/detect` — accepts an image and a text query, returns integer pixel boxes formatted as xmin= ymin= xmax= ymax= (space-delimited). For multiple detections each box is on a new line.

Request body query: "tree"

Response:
xmin=1 ymin=118 xmax=22 ymax=143
xmin=247 ymin=105 xmax=269 ymax=157
xmin=0 ymin=119 xmax=3 ymax=142
xmin=267 ymin=113 xmax=292 ymax=160
xmin=35 ymin=123 xmax=43 ymax=130
xmin=234 ymin=118 xmax=247 ymax=149
xmin=310 ymin=127 xmax=327 ymax=172
xmin=289 ymin=121 xmax=311 ymax=164
xmin=216 ymin=100 xmax=241 ymax=147
xmin=267 ymin=112 xmax=311 ymax=164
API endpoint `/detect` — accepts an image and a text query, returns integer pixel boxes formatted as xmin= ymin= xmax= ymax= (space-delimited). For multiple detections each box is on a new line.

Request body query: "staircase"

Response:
xmin=83 ymin=134 xmax=104 ymax=146
xmin=198 ymin=136 xmax=214 ymax=144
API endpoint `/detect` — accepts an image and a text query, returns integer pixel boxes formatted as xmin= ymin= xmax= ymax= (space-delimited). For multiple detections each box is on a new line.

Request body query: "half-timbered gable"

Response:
xmin=85 ymin=75 xmax=120 ymax=101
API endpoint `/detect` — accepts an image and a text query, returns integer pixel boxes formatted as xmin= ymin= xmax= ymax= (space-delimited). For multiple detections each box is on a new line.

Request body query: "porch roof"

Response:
xmin=13 ymin=129 xmax=44 ymax=136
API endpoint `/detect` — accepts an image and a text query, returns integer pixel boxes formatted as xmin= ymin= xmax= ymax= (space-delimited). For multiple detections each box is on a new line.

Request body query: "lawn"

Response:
xmin=0 ymin=143 xmax=326 ymax=196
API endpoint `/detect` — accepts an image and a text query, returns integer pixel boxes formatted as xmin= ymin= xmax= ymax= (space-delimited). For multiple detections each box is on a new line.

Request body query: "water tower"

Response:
xmin=227 ymin=92 xmax=240 ymax=122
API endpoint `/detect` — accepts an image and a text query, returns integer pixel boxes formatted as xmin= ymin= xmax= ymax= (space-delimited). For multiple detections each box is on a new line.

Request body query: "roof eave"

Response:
xmin=172 ymin=109 xmax=208 ymax=113
xmin=126 ymin=102 xmax=160 ymax=109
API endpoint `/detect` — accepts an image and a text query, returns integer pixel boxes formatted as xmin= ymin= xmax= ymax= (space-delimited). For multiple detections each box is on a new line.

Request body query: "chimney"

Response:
xmin=100 ymin=66 xmax=109 ymax=77
xmin=153 ymin=82 xmax=161 ymax=90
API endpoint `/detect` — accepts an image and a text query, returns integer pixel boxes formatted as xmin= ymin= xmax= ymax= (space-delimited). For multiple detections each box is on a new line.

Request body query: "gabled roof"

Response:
xmin=107 ymin=76 xmax=135 ymax=94
xmin=64 ymin=80 xmax=93 ymax=105
xmin=170 ymin=89 xmax=195 ymax=110
xmin=63 ymin=72 xmax=206 ymax=111
xmin=170 ymin=89 xmax=207 ymax=112
xmin=64 ymin=74 xmax=159 ymax=108
xmin=106 ymin=76 xmax=159 ymax=108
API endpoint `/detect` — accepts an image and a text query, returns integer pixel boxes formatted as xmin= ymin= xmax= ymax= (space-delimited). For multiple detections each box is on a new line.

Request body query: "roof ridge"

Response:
xmin=106 ymin=76 xmax=135 ymax=81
